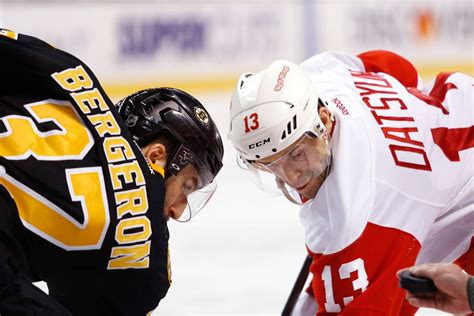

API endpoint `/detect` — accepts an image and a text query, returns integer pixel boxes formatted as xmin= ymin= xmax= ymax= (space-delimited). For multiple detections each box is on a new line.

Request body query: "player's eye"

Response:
xmin=289 ymin=146 xmax=304 ymax=161
xmin=181 ymin=178 xmax=197 ymax=196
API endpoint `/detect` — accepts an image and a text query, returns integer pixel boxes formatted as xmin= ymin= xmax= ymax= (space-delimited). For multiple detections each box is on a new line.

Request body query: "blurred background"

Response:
xmin=1 ymin=0 xmax=472 ymax=315
xmin=1 ymin=0 xmax=472 ymax=101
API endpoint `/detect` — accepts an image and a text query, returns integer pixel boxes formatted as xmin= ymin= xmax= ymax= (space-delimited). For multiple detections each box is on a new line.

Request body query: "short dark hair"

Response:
xmin=145 ymin=130 xmax=178 ymax=158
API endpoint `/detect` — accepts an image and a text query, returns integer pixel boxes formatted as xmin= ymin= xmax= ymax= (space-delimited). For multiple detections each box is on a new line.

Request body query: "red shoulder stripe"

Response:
xmin=357 ymin=50 xmax=418 ymax=88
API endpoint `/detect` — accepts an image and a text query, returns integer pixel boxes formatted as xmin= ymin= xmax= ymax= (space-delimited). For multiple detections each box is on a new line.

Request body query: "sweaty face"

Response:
xmin=254 ymin=133 xmax=330 ymax=200
xmin=163 ymin=164 xmax=202 ymax=221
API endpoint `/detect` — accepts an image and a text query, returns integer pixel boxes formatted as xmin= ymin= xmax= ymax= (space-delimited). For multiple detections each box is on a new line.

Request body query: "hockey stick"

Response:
xmin=281 ymin=255 xmax=312 ymax=316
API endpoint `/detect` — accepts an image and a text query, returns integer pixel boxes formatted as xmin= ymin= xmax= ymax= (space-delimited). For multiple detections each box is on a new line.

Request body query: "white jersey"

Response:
xmin=294 ymin=50 xmax=473 ymax=315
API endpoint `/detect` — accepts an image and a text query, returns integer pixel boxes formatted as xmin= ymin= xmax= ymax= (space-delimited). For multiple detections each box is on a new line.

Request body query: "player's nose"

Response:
xmin=281 ymin=163 xmax=302 ymax=187
xmin=168 ymin=197 xmax=187 ymax=221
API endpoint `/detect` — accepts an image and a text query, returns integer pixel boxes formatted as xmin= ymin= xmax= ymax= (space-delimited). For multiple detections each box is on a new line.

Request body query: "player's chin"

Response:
xmin=298 ymin=183 xmax=319 ymax=199
xmin=299 ymin=176 xmax=324 ymax=198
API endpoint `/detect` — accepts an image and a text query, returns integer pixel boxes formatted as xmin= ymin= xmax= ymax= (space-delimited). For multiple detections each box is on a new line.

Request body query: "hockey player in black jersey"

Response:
xmin=0 ymin=29 xmax=223 ymax=315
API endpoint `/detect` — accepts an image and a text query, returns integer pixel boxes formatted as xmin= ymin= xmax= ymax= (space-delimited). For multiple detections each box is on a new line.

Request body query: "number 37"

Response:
xmin=0 ymin=100 xmax=109 ymax=250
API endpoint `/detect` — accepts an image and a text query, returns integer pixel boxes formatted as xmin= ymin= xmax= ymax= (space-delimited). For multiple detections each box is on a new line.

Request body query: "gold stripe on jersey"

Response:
xmin=51 ymin=65 xmax=154 ymax=270
xmin=0 ymin=29 xmax=18 ymax=40
xmin=167 ymin=247 xmax=172 ymax=284
xmin=150 ymin=162 xmax=165 ymax=177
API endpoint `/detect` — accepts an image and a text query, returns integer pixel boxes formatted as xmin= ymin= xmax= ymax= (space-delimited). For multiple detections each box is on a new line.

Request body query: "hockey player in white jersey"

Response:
xmin=228 ymin=50 xmax=473 ymax=315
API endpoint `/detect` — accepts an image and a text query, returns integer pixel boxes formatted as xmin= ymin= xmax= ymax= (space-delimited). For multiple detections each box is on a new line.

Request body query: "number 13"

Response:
xmin=322 ymin=258 xmax=369 ymax=312
xmin=244 ymin=113 xmax=259 ymax=133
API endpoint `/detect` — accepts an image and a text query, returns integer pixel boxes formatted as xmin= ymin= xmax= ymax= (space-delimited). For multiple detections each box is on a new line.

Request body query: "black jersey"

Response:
xmin=0 ymin=30 xmax=170 ymax=315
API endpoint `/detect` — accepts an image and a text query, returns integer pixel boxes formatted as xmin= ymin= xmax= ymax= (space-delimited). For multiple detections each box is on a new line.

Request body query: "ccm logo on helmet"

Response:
xmin=249 ymin=137 xmax=270 ymax=149
xmin=274 ymin=65 xmax=290 ymax=91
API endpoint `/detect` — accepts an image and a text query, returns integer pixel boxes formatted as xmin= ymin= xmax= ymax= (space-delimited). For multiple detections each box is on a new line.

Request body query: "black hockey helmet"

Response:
xmin=116 ymin=88 xmax=224 ymax=187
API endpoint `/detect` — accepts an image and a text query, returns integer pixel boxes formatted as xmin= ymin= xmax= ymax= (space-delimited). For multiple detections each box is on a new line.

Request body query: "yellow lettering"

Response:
xmin=88 ymin=111 xmax=121 ymax=137
xmin=103 ymin=136 xmax=136 ymax=163
xmin=109 ymin=161 xmax=145 ymax=190
xmin=115 ymin=186 xmax=148 ymax=219
xmin=115 ymin=216 xmax=151 ymax=244
xmin=70 ymin=88 xmax=109 ymax=114
xmin=108 ymin=241 xmax=151 ymax=269
xmin=51 ymin=65 xmax=93 ymax=92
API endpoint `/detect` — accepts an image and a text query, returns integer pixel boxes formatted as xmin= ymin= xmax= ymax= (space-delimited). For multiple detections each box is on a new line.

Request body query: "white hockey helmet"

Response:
xmin=228 ymin=59 xmax=327 ymax=162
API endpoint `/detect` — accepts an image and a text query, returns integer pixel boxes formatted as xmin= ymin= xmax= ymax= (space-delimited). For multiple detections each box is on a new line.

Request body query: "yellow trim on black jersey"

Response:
xmin=150 ymin=162 xmax=165 ymax=178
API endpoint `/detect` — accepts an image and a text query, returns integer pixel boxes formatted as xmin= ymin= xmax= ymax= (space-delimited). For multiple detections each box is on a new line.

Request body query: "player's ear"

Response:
xmin=143 ymin=142 xmax=168 ymax=167
xmin=318 ymin=107 xmax=332 ymax=130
